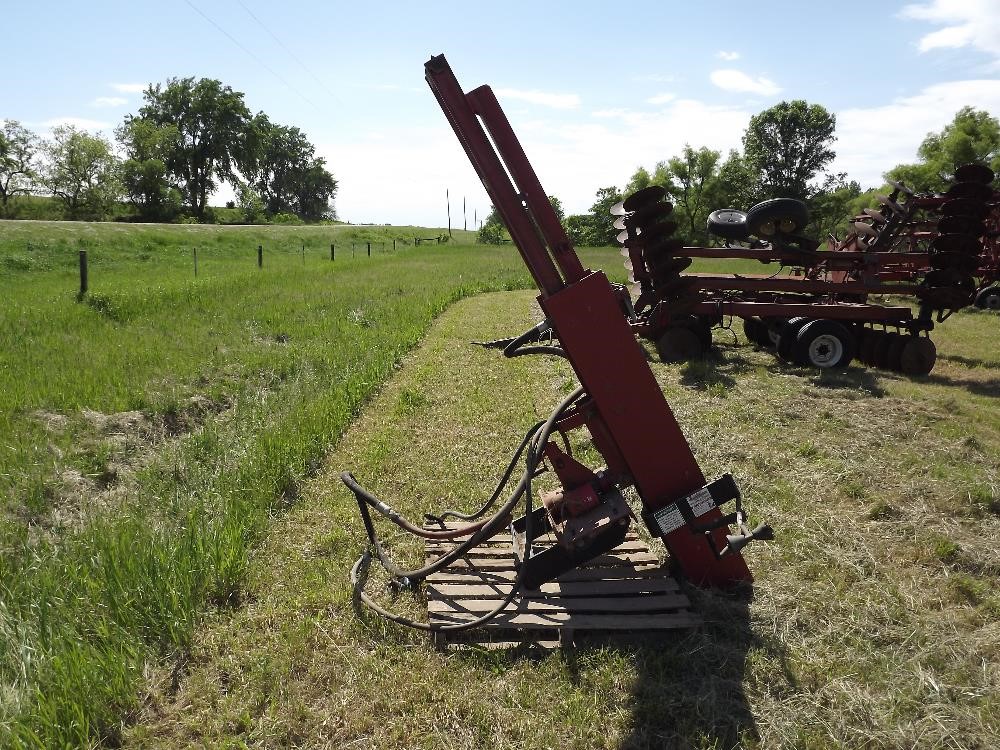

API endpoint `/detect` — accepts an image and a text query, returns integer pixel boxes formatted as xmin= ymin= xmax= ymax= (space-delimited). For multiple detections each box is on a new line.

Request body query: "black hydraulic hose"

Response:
xmin=342 ymin=472 xmax=491 ymax=540
xmin=505 ymin=345 xmax=568 ymax=360
xmin=431 ymin=419 xmax=545 ymax=522
xmin=501 ymin=319 xmax=551 ymax=358
xmin=345 ymin=386 xmax=584 ymax=583
xmin=350 ymin=465 xmax=535 ymax=633
xmin=347 ymin=386 xmax=586 ymax=630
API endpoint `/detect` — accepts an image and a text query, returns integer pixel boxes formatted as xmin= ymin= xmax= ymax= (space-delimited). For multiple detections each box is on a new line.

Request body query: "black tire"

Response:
xmin=707 ymin=209 xmax=749 ymax=241
xmin=655 ymin=326 xmax=704 ymax=363
xmin=745 ymin=198 xmax=810 ymax=238
xmin=776 ymin=317 xmax=811 ymax=362
xmin=794 ymin=319 xmax=856 ymax=369
xmin=975 ymin=285 xmax=1000 ymax=310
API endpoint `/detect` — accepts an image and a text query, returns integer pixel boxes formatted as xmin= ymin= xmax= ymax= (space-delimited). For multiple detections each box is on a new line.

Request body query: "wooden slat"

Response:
xmin=425 ymin=539 xmax=652 ymax=555
xmin=432 ymin=553 xmax=660 ymax=572
xmin=428 ymin=593 xmax=689 ymax=614
xmin=429 ymin=611 xmax=700 ymax=629
xmin=425 ymin=564 xmax=673 ymax=584
xmin=426 ymin=578 xmax=678 ymax=599
xmin=422 ymin=521 xmax=696 ymax=646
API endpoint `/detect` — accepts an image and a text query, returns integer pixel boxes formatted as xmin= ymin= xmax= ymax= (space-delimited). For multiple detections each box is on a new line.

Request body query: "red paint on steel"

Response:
xmin=426 ymin=54 xmax=751 ymax=585
xmin=466 ymin=86 xmax=587 ymax=286
xmin=685 ymin=274 xmax=923 ymax=296
xmin=424 ymin=56 xmax=565 ymax=297
xmin=689 ymin=301 xmax=915 ymax=321
xmin=541 ymin=272 xmax=751 ymax=584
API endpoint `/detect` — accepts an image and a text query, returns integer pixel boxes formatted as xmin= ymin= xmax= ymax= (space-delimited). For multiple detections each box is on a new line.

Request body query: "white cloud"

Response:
xmin=110 ymin=83 xmax=146 ymax=94
xmin=91 ymin=96 xmax=127 ymax=108
xmin=901 ymin=0 xmax=1000 ymax=58
xmin=832 ymin=79 xmax=1000 ymax=188
xmin=716 ymin=50 xmax=741 ymax=61
xmin=710 ymin=69 xmax=781 ymax=96
xmin=646 ymin=92 xmax=676 ymax=106
xmin=39 ymin=117 xmax=112 ymax=132
xmin=494 ymin=88 xmax=581 ymax=110
xmin=631 ymin=73 xmax=676 ymax=83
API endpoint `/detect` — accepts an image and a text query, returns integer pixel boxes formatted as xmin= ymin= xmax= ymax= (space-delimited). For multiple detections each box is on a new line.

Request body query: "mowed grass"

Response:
xmin=123 ymin=289 xmax=1000 ymax=749
xmin=0 ymin=219 xmax=635 ymax=747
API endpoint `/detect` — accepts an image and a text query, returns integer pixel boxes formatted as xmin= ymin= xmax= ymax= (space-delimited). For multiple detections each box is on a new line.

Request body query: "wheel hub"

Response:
xmin=808 ymin=334 xmax=843 ymax=367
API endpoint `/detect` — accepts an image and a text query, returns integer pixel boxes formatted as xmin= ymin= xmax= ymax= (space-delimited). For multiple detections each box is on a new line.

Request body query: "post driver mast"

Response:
xmin=343 ymin=56 xmax=770 ymax=631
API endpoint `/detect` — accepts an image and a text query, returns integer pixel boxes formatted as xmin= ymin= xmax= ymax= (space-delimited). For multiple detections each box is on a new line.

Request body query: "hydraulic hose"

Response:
xmin=430 ymin=419 xmax=545 ymax=522
xmin=346 ymin=386 xmax=586 ymax=631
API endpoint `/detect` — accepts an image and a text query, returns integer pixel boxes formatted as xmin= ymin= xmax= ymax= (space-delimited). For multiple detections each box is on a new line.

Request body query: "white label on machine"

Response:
xmin=686 ymin=487 xmax=716 ymax=517
xmin=652 ymin=504 xmax=685 ymax=534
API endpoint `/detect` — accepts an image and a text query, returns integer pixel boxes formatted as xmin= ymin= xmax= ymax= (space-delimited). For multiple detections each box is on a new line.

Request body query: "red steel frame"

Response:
xmin=425 ymin=54 xmax=752 ymax=585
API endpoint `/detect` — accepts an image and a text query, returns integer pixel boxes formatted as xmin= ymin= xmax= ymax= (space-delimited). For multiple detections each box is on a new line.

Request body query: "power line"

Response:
xmin=181 ymin=0 xmax=322 ymax=112
xmin=234 ymin=0 xmax=342 ymax=106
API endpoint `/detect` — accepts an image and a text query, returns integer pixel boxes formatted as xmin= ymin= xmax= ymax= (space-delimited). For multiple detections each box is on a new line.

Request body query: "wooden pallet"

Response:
xmin=424 ymin=523 xmax=699 ymax=649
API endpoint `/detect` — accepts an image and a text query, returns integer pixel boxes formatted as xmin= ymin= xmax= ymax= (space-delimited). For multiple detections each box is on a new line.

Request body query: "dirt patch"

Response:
xmin=23 ymin=394 xmax=233 ymax=539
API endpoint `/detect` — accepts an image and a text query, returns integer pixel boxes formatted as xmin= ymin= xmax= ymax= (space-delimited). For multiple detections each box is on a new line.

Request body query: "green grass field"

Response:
xmin=1 ymin=220 xmax=998 ymax=748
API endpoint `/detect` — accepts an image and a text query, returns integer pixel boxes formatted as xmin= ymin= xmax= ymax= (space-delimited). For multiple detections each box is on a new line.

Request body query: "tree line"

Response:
xmin=479 ymin=102 xmax=1000 ymax=247
xmin=0 ymin=78 xmax=337 ymax=224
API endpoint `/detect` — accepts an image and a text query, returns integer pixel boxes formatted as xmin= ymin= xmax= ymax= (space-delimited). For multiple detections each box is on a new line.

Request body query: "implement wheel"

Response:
xmin=742 ymin=316 xmax=769 ymax=347
xmin=899 ymin=337 xmax=937 ymax=376
xmin=794 ymin=320 xmax=856 ymax=369
xmin=776 ymin=317 xmax=811 ymax=362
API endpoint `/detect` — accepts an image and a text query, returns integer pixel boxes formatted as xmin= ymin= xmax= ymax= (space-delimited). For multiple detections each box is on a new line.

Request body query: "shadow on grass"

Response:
xmin=426 ymin=584 xmax=772 ymax=750
xmin=804 ymin=367 xmax=889 ymax=397
xmin=615 ymin=586 xmax=771 ymax=750
xmin=938 ymin=353 xmax=1000 ymax=369
xmin=679 ymin=347 xmax=757 ymax=392
xmin=918 ymin=374 xmax=1000 ymax=398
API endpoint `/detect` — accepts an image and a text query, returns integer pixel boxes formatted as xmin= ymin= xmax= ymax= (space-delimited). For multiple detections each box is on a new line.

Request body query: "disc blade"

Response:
xmin=610 ymin=200 xmax=627 ymax=216
xmin=954 ymin=163 xmax=995 ymax=185
xmin=622 ymin=185 xmax=667 ymax=212
xmin=613 ymin=216 xmax=627 ymax=230
xmin=931 ymin=233 xmax=982 ymax=254
xmin=945 ymin=181 xmax=994 ymax=203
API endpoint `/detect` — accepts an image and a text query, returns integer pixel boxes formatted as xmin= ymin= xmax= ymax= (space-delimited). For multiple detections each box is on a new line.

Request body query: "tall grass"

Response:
xmin=0 ymin=221 xmax=632 ymax=747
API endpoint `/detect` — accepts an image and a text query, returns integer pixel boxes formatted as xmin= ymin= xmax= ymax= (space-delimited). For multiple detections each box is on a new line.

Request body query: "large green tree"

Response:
xmin=41 ymin=125 xmax=120 ymax=220
xmin=240 ymin=114 xmax=337 ymax=221
xmin=743 ymin=100 xmax=837 ymax=202
xmin=887 ymin=107 xmax=1000 ymax=192
xmin=0 ymin=120 xmax=40 ymax=217
xmin=137 ymin=77 xmax=250 ymax=220
xmin=625 ymin=146 xmax=722 ymax=244
xmin=115 ymin=117 xmax=182 ymax=221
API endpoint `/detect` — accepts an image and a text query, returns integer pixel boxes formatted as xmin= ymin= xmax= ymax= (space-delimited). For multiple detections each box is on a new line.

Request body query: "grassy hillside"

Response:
xmin=0 ymin=219 xmax=621 ymax=747
xmin=124 ymin=290 xmax=999 ymax=749
xmin=1 ymin=219 xmax=996 ymax=747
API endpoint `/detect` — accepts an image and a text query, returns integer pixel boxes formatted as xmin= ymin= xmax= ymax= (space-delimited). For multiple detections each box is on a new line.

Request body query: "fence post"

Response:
xmin=257 ymin=244 xmax=263 ymax=268
xmin=331 ymin=243 xmax=335 ymax=261
xmin=367 ymin=242 xmax=371 ymax=257
xmin=301 ymin=242 xmax=305 ymax=264
xmin=78 ymin=249 xmax=88 ymax=298
xmin=193 ymin=247 xmax=198 ymax=277
xmin=393 ymin=239 xmax=396 ymax=251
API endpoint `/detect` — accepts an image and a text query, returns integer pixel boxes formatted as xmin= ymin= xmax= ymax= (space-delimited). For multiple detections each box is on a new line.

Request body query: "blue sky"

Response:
xmin=3 ymin=1 xmax=1000 ymax=227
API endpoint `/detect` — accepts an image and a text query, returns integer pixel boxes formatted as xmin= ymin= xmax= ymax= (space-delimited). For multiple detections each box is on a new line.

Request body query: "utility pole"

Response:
xmin=446 ymin=188 xmax=452 ymax=238
xmin=463 ymin=196 xmax=467 ymax=231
